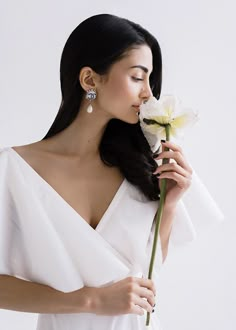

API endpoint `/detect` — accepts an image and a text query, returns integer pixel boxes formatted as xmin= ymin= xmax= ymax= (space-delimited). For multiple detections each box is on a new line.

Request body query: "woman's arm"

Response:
xmin=153 ymin=140 xmax=193 ymax=263
xmin=0 ymin=274 xmax=157 ymax=316
xmin=159 ymin=204 xmax=176 ymax=263
xmin=0 ymin=275 xmax=91 ymax=314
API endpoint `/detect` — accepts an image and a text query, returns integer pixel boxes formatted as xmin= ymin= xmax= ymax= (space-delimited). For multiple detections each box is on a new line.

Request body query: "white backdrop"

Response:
xmin=0 ymin=0 xmax=235 ymax=329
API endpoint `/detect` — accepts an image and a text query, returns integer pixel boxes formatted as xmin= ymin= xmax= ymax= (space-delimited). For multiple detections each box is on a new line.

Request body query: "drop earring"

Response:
xmin=85 ymin=88 xmax=97 ymax=113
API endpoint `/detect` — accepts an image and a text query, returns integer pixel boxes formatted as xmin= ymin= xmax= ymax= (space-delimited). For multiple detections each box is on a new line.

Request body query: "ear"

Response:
xmin=78 ymin=66 xmax=101 ymax=91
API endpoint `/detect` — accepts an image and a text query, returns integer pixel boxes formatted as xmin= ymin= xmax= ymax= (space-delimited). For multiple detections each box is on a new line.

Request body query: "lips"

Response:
xmin=132 ymin=105 xmax=140 ymax=111
xmin=132 ymin=106 xmax=140 ymax=116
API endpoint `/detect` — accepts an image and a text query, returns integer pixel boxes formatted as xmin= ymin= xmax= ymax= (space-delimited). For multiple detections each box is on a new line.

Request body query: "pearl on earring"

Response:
xmin=87 ymin=104 xmax=93 ymax=113
xmin=85 ymin=88 xmax=97 ymax=114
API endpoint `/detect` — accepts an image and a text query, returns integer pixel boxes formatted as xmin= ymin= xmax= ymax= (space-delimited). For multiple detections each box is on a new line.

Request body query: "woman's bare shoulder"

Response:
xmin=12 ymin=141 xmax=47 ymax=154
xmin=11 ymin=141 xmax=52 ymax=169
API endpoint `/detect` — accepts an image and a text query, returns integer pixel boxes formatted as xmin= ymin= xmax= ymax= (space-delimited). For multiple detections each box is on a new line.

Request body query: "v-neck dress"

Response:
xmin=0 ymin=147 xmax=225 ymax=330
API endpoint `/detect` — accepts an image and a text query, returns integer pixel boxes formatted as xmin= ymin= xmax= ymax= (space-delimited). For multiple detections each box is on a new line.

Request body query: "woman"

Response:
xmin=0 ymin=13 xmax=220 ymax=330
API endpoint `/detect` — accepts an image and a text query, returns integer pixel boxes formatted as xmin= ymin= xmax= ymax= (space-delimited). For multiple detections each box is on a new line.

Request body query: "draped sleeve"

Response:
xmin=0 ymin=147 xmax=23 ymax=276
xmin=152 ymin=139 xmax=225 ymax=247
xmin=0 ymin=145 xmax=225 ymax=284
xmin=0 ymin=147 xmax=42 ymax=280
xmin=0 ymin=147 xmax=132 ymax=291
xmin=169 ymin=166 xmax=225 ymax=246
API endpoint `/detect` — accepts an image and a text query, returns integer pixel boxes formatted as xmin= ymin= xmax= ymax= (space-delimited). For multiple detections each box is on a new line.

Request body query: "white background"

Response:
xmin=0 ymin=0 xmax=235 ymax=329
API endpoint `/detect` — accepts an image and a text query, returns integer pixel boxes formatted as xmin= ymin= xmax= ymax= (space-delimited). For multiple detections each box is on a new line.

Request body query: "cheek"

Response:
xmin=108 ymin=77 xmax=137 ymax=100
xmin=99 ymin=76 xmax=140 ymax=113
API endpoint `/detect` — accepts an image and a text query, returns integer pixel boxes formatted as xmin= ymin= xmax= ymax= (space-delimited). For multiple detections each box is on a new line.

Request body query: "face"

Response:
xmin=96 ymin=44 xmax=153 ymax=124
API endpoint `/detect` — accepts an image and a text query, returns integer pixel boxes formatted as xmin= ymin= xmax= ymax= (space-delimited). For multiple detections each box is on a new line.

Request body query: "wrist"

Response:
xmin=65 ymin=286 xmax=101 ymax=314
xmin=163 ymin=200 xmax=177 ymax=214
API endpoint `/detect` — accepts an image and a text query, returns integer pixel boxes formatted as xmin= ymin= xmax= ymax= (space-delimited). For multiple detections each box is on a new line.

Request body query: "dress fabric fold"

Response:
xmin=0 ymin=147 xmax=224 ymax=330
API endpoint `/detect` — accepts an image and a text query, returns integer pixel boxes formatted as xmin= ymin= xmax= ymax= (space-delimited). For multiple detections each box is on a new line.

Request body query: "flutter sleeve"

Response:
xmin=0 ymin=147 xmax=131 ymax=291
xmin=169 ymin=166 xmax=225 ymax=246
xmin=0 ymin=147 xmax=22 ymax=276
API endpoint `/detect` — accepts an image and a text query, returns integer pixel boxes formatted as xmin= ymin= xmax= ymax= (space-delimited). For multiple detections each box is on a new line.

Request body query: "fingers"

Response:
xmin=95 ymin=276 xmax=157 ymax=316
xmin=138 ymin=287 xmax=156 ymax=308
xmin=132 ymin=305 xmax=145 ymax=316
xmin=154 ymin=141 xmax=193 ymax=174
xmin=133 ymin=295 xmax=154 ymax=313
xmin=129 ymin=277 xmax=156 ymax=314
xmin=137 ymin=277 xmax=156 ymax=296
xmin=161 ymin=140 xmax=183 ymax=153
xmin=156 ymin=170 xmax=192 ymax=189
xmin=153 ymin=162 xmax=189 ymax=178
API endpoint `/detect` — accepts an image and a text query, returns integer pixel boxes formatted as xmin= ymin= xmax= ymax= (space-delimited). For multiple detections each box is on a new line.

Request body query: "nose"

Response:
xmin=140 ymin=82 xmax=153 ymax=103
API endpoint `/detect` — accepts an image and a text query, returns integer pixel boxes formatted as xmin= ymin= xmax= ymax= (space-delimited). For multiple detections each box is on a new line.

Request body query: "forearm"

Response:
xmin=159 ymin=203 xmax=177 ymax=262
xmin=0 ymin=275 xmax=93 ymax=314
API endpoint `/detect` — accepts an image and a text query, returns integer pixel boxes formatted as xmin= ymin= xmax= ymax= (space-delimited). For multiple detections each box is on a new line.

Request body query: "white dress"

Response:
xmin=0 ymin=146 xmax=224 ymax=330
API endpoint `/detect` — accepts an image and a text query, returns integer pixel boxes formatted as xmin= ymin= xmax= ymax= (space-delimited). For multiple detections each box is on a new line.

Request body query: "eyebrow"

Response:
xmin=129 ymin=65 xmax=151 ymax=73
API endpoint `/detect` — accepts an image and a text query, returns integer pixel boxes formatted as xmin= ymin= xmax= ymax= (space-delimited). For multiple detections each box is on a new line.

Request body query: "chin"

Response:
xmin=116 ymin=111 xmax=140 ymax=124
xmin=130 ymin=113 xmax=140 ymax=124
xmin=122 ymin=116 xmax=139 ymax=125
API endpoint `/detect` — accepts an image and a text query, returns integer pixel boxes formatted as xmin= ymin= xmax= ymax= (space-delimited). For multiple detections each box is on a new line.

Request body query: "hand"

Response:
xmin=153 ymin=140 xmax=193 ymax=208
xmin=86 ymin=276 xmax=156 ymax=316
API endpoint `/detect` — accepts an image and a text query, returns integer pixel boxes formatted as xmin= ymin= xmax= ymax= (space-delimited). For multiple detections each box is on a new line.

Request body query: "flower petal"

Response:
xmin=171 ymin=110 xmax=199 ymax=129
xmin=139 ymin=94 xmax=199 ymax=150
xmin=161 ymin=95 xmax=177 ymax=117
xmin=140 ymin=97 xmax=166 ymax=118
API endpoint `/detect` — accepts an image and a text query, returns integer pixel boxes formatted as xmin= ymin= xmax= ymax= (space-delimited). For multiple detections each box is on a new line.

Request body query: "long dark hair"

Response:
xmin=42 ymin=13 xmax=162 ymax=200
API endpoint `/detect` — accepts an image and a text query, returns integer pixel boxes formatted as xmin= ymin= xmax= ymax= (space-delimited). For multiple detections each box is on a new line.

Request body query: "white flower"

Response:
xmin=139 ymin=95 xmax=199 ymax=152
xmin=140 ymin=94 xmax=199 ymax=326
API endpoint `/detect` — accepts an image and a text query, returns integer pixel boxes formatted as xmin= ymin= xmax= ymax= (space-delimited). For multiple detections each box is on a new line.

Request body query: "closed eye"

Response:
xmin=132 ymin=77 xmax=144 ymax=81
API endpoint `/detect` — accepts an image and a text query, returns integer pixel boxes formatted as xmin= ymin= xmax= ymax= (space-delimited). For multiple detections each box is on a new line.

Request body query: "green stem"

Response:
xmin=146 ymin=124 xmax=171 ymax=326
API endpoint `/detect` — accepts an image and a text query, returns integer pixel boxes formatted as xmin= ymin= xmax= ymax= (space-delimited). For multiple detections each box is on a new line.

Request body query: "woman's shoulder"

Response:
xmin=0 ymin=142 xmax=49 ymax=177
xmin=0 ymin=141 xmax=42 ymax=156
xmin=2 ymin=141 xmax=51 ymax=167
xmin=10 ymin=141 xmax=46 ymax=158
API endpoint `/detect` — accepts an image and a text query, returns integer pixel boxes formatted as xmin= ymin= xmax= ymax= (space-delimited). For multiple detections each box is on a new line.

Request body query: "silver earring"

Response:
xmin=85 ymin=88 xmax=97 ymax=113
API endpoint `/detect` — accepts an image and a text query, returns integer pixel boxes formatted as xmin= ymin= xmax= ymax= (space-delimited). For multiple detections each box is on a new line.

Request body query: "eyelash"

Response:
xmin=132 ymin=77 xmax=144 ymax=82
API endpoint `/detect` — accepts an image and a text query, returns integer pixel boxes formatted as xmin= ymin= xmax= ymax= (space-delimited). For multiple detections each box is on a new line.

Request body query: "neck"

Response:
xmin=43 ymin=100 xmax=112 ymax=161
